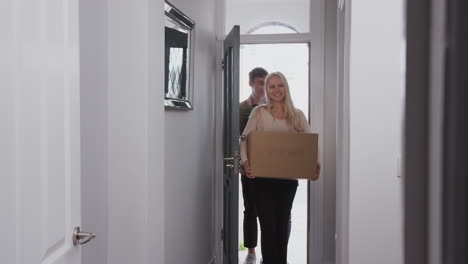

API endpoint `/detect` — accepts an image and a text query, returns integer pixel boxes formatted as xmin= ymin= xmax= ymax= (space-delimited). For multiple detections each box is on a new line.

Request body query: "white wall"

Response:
xmin=348 ymin=1 xmax=404 ymax=264
xmin=80 ymin=0 xmax=165 ymax=264
xmin=107 ymin=0 xmax=165 ymax=263
xmin=163 ymin=0 xmax=218 ymax=263
xmin=226 ymin=0 xmax=310 ymax=34
xmin=79 ymin=0 xmax=108 ymax=263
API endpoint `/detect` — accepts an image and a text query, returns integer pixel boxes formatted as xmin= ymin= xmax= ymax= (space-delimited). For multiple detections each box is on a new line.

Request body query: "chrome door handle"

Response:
xmin=224 ymin=157 xmax=235 ymax=168
xmin=224 ymin=155 xmax=241 ymax=172
xmin=73 ymin=227 xmax=96 ymax=246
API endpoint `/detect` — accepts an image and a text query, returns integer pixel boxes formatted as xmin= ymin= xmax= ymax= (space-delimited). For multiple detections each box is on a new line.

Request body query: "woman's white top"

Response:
xmin=240 ymin=105 xmax=310 ymax=164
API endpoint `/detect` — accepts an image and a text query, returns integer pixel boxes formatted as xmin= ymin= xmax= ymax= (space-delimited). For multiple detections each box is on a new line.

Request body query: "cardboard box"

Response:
xmin=248 ymin=131 xmax=318 ymax=180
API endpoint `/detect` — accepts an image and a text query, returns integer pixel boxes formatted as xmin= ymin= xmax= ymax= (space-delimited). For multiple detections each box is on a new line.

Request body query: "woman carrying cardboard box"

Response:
xmin=240 ymin=72 xmax=320 ymax=264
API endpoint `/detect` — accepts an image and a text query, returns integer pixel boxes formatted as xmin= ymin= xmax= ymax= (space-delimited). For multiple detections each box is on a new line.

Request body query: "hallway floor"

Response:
xmin=238 ymin=180 xmax=308 ymax=263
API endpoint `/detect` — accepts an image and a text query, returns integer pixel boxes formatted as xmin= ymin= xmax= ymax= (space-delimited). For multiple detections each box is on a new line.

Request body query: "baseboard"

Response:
xmin=208 ymin=256 xmax=216 ymax=264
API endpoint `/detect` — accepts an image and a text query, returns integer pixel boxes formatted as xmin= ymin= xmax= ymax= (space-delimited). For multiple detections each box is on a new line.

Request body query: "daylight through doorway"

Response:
xmin=238 ymin=43 xmax=310 ymax=264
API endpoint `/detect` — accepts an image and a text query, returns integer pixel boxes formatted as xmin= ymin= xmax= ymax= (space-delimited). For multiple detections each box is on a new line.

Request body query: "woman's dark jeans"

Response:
xmin=255 ymin=178 xmax=297 ymax=264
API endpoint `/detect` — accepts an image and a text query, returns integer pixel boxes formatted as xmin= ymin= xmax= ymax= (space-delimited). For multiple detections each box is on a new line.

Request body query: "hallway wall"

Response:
xmin=80 ymin=0 xmax=218 ymax=263
xmin=226 ymin=0 xmax=310 ymax=34
xmin=106 ymin=0 xmax=165 ymax=263
xmin=80 ymin=0 xmax=165 ymax=264
xmin=348 ymin=0 xmax=405 ymax=264
xmin=163 ymin=0 xmax=218 ymax=263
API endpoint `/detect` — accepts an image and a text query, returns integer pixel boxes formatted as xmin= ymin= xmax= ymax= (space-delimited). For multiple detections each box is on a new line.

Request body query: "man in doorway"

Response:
xmin=240 ymin=67 xmax=268 ymax=264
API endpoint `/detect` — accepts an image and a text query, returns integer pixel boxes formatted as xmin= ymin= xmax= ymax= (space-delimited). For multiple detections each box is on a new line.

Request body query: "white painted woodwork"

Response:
xmin=79 ymin=0 xmax=166 ymax=263
xmin=217 ymin=1 xmax=330 ymax=263
xmin=347 ymin=1 xmax=405 ymax=264
xmin=1 ymin=0 xmax=82 ymax=263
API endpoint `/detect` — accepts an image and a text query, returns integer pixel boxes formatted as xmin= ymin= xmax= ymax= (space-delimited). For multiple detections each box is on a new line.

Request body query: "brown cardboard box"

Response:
xmin=247 ymin=131 xmax=318 ymax=180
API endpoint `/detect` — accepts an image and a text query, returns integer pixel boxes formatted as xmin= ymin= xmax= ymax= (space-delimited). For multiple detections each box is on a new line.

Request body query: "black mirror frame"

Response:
xmin=164 ymin=1 xmax=195 ymax=110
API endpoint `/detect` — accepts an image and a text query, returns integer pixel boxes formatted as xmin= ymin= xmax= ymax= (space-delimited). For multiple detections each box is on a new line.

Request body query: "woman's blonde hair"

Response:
xmin=264 ymin=72 xmax=305 ymax=132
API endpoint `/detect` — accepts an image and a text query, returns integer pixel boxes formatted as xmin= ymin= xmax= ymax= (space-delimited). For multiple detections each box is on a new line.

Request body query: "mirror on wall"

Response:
xmin=164 ymin=1 xmax=195 ymax=110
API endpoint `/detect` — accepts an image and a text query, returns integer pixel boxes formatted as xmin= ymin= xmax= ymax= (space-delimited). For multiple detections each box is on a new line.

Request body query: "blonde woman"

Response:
xmin=240 ymin=72 xmax=320 ymax=264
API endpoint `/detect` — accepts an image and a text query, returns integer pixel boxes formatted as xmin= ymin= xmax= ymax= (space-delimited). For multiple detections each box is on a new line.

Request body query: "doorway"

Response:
xmin=238 ymin=43 xmax=310 ymax=264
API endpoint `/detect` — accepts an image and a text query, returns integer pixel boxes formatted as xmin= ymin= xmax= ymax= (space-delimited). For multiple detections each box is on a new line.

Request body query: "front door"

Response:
xmin=222 ymin=25 xmax=241 ymax=264
xmin=0 ymin=0 xmax=92 ymax=263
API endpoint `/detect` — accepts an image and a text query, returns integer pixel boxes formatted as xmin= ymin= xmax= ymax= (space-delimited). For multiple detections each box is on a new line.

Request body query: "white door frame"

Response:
xmin=336 ymin=1 xmax=351 ymax=263
xmin=213 ymin=0 xmax=329 ymax=263
xmin=212 ymin=1 xmax=333 ymax=263
xmin=240 ymin=31 xmax=324 ymax=264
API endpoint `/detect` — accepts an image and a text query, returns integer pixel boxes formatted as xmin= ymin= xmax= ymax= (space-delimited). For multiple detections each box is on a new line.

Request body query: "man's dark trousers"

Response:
xmin=241 ymin=174 xmax=258 ymax=248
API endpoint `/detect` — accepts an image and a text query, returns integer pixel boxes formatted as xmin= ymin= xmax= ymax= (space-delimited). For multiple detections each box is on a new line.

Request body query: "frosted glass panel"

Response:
xmin=226 ymin=0 xmax=310 ymax=35
xmin=239 ymin=43 xmax=309 ymax=118
xmin=238 ymin=43 xmax=310 ymax=264
xmin=167 ymin=47 xmax=184 ymax=98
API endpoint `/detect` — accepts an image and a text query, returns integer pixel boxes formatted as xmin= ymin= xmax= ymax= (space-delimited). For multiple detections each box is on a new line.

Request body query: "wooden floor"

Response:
xmin=238 ymin=180 xmax=308 ymax=264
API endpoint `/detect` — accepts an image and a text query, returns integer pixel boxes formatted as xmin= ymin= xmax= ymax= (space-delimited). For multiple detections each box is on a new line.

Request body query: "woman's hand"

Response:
xmin=243 ymin=160 xmax=255 ymax=179
xmin=312 ymin=161 xmax=321 ymax=181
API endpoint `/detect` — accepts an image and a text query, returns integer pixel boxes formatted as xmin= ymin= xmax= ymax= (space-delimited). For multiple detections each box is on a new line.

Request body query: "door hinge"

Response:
xmin=221 ymin=228 xmax=224 ymax=241
xmin=338 ymin=0 xmax=345 ymax=11
xmin=221 ymin=59 xmax=225 ymax=70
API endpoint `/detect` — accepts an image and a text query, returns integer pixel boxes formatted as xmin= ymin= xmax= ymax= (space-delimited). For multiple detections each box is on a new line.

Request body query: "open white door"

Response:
xmin=0 ymin=0 xmax=91 ymax=263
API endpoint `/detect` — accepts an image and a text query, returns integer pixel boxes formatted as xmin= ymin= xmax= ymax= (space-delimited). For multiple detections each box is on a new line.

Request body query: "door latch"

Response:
xmin=224 ymin=157 xmax=235 ymax=168
xmin=224 ymin=154 xmax=241 ymax=173
xmin=73 ymin=227 xmax=96 ymax=246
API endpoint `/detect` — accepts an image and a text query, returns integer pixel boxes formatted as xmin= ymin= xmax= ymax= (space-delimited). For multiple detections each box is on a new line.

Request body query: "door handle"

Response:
xmin=224 ymin=155 xmax=241 ymax=171
xmin=224 ymin=157 xmax=234 ymax=168
xmin=73 ymin=227 xmax=96 ymax=246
